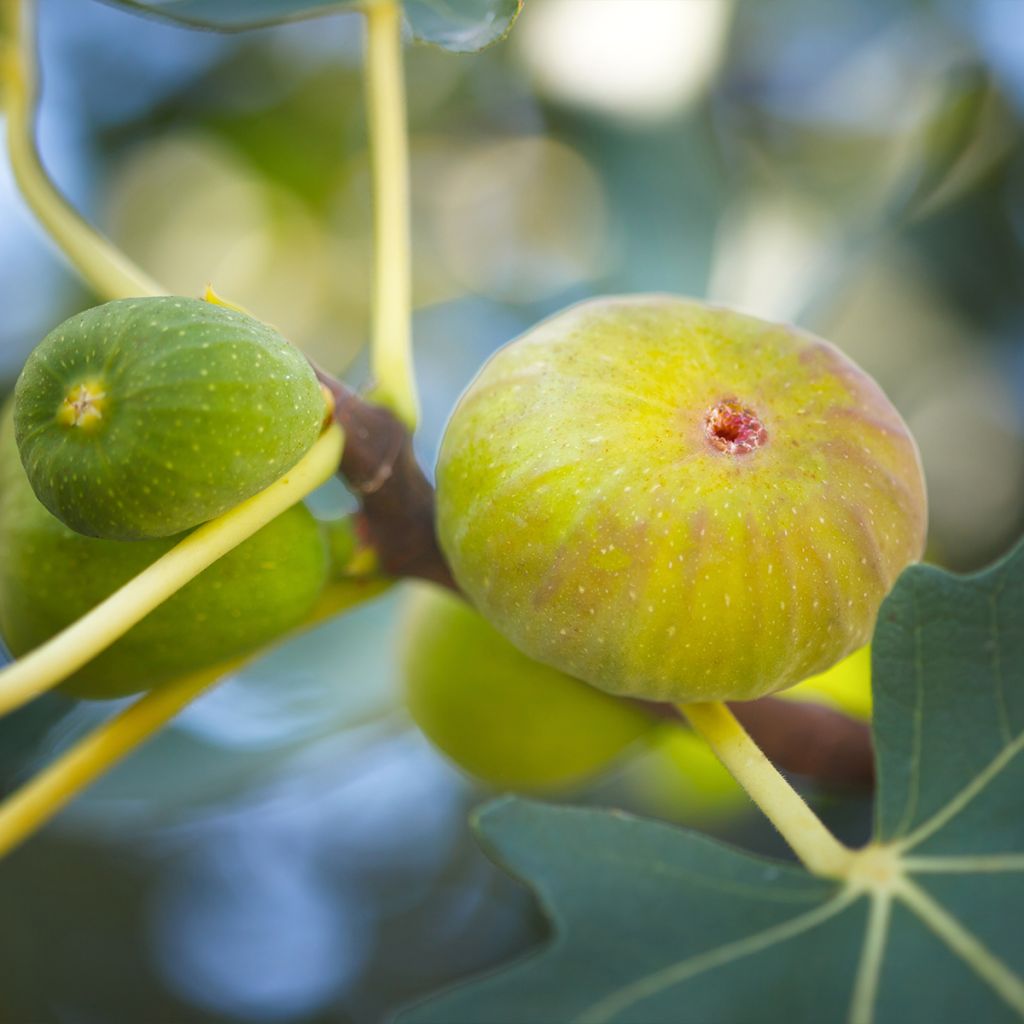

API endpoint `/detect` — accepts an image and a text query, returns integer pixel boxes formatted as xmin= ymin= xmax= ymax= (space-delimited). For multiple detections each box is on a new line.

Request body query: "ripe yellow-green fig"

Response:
xmin=402 ymin=584 xmax=655 ymax=792
xmin=14 ymin=296 xmax=326 ymax=540
xmin=0 ymin=407 xmax=330 ymax=700
xmin=436 ymin=296 xmax=927 ymax=704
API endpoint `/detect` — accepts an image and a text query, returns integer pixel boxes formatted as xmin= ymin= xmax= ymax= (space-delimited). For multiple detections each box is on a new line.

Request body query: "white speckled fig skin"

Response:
xmin=14 ymin=297 xmax=325 ymax=540
xmin=436 ymin=295 xmax=928 ymax=704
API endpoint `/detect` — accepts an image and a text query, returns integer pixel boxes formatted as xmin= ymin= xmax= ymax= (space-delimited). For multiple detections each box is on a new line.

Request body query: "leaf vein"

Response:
xmin=574 ymin=889 xmax=860 ymax=1024
xmin=897 ymin=877 xmax=1024 ymax=1016
xmin=847 ymin=892 xmax=892 ymax=1024
xmin=903 ymin=854 xmax=1024 ymax=874
xmin=899 ymin=730 xmax=1024 ymax=853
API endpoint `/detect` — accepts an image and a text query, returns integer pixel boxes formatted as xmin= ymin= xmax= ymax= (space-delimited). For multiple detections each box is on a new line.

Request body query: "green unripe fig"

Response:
xmin=436 ymin=296 xmax=927 ymax=704
xmin=402 ymin=584 xmax=655 ymax=792
xmin=14 ymin=297 xmax=326 ymax=540
xmin=0 ymin=409 xmax=329 ymax=700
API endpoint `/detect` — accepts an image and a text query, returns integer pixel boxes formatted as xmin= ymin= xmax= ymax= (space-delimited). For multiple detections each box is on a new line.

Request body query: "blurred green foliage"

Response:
xmin=0 ymin=0 xmax=1022 ymax=1020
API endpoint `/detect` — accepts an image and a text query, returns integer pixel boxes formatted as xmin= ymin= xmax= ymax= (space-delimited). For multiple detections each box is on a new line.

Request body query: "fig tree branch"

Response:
xmin=319 ymin=371 xmax=876 ymax=791
xmin=321 ymin=372 xmax=455 ymax=589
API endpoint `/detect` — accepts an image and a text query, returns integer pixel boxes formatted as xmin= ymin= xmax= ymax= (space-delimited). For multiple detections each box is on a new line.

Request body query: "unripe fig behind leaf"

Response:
xmin=402 ymin=585 xmax=655 ymax=792
xmin=436 ymin=296 xmax=927 ymax=704
xmin=14 ymin=297 xmax=326 ymax=540
xmin=0 ymin=409 xmax=329 ymax=700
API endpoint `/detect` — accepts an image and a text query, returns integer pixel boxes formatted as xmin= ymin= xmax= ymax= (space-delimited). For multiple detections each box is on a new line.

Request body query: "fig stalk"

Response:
xmin=682 ymin=701 xmax=854 ymax=877
xmin=363 ymin=0 xmax=417 ymax=427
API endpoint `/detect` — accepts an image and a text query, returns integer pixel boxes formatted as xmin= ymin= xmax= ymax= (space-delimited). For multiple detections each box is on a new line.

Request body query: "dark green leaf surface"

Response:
xmin=99 ymin=0 xmax=522 ymax=51
xmin=400 ymin=540 xmax=1024 ymax=1023
xmin=873 ymin=551 xmax=1024 ymax=851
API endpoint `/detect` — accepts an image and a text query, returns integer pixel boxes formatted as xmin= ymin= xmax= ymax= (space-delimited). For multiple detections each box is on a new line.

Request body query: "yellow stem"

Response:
xmin=363 ymin=0 xmax=417 ymax=427
xmin=1 ymin=0 xmax=162 ymax=300
xmin=681 ymin=701 xmax=854 ymax=877
xmin=0 ymin=423 xmax=344 ymax=718
xmin=0 ymin=657 xmax=237 ymax=859
xmin=0 ymin=572 xmax=391 ymax=860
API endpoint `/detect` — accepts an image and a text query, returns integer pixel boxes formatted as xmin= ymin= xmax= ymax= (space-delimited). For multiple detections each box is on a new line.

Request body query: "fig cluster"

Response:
xmin=0 ymin=296 xmax=336 ymax=699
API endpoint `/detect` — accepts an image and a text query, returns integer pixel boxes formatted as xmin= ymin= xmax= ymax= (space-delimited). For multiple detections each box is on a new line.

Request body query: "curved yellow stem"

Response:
xmin=0 ymin=572 xmax=390 ymax=860
xmin=1 ymin=0 xmax=162 ymax=300
xmin=681 ymin=702 xmax=854 ymax=877
xmin=0 ymin=657 xmax=238 ymax=859
xmin=364 ymin=0 xmax=417 ymax=427
xmin=0 ymin=423 xmax=344 ymax=718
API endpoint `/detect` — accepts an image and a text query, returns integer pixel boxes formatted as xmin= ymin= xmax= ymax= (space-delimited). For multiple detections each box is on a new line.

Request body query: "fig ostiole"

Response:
xmin=14 ymin=296 xmax=326 ymax=540
xmin=402 ymin=584 xmax=656 ymax=792
xmin=0 ymin=408 xmax=330 ymax=700
xmin=436 ymin=295 xmax=927 ymax=705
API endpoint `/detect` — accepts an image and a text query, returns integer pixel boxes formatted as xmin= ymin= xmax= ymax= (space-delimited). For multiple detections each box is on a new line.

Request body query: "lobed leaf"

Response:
xmin=98 ymin=0 xmax=522 ymax=51
xmin=399 ymin=539 xmax=1024 ymax=1023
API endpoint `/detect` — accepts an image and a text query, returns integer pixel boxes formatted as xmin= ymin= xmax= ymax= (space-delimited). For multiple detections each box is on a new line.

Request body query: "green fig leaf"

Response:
xmin=97 ymin=0 xmax=522 ymax=52
xmin=398 ymin=539 xmax=1024 ymax=1023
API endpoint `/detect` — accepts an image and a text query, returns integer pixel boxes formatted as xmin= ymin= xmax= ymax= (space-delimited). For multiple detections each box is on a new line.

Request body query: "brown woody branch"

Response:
xmin=318 ymin=370 xmax=875 ymax=791
xmin=320 ymin=373 xmax=455 ymax=589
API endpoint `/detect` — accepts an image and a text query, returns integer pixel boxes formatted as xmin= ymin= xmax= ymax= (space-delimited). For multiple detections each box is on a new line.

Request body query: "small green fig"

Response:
xmin=0 ymin=408 xmax=329 ymax=700
xmin=402 ymin=584 xmax=655 ymax=792
xmin=436 ymin=296 xmax=927 ymax=704
xmin=14 ymin=297 xmax=326 ymax=540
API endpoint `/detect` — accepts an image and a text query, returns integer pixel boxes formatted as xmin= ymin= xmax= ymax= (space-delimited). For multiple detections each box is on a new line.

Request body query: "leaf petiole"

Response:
xmin=0 ymin=656 xmax=238 ymax=858
xmin=362 ymin=0 xmax=418 ymax=427
xmin=681 ymin=701 xmax=854 ymax=878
